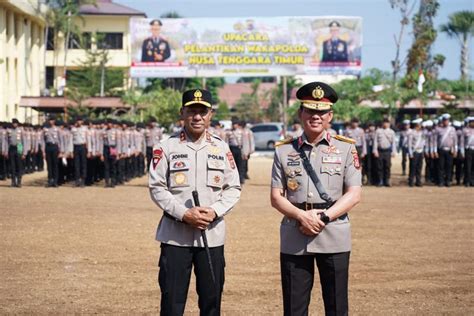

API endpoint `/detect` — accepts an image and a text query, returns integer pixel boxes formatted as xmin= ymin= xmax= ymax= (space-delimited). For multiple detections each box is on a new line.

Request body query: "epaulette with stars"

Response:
xmin=334 ymin=134 xmax=356 ymax=144
xmin=275 ymin=137 xmax=295 ymax=147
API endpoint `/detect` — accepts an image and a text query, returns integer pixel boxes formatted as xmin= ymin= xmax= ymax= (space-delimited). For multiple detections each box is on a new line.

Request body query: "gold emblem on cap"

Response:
xmin=312 ymin=86 xmax=325 ymax=100
xmin=194 ymin=90 xmax=203 ymax=98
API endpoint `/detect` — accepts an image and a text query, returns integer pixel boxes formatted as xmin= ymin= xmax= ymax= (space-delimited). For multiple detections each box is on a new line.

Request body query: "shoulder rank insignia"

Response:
xmin=334 ymin=135 xmax=356 ymax=144
xmin=275 ymin=137 xmax=295 ymax=147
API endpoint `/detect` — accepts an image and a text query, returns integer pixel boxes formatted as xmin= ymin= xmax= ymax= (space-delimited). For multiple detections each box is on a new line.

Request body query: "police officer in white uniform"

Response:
xmin=149 ymin=89 xmax=241 ymax=316
xmin=271 ymin=82 xmax=362 ymax=316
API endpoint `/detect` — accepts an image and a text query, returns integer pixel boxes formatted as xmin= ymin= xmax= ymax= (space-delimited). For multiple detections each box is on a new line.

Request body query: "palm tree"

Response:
xmin=440 ymin=10 xmax=474 ymax=80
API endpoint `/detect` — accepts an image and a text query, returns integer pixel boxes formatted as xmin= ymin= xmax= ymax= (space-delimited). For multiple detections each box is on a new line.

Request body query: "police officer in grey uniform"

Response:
xmin=71 ymin=116 xmax=89 ymax=187
xmin=271 ymin=82 xmax=362 ymax=316
xmin=149 ymin=89 xmax=241 ymax=316
xmin=407 ymin=118 xmax=424 ymax=187
xmin=399 ymin=120 xmax=411 ymax=176
xmin=7 ymin=119 xmax=26 ymax=187
xmin=44 ymin=115 xmax=61 ymax=187
xmin=373 ymin=118 xmax=397 ymax=187
xmin=344 ymin=118 xmax=366 ymax=182
xmin=433 ymin=114 xmax=457 ymax=187
xmin=462 ymin=117 xmax=474 ymax=186
xmin=145 ymin=118 xmax=162 ymax=171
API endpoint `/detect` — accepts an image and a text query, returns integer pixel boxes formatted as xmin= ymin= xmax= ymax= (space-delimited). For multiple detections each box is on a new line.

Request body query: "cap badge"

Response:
xmin=194 ymin=90 xmax=203 ymax=101
xmin=312 ymin=86 xmax=324 ymax=100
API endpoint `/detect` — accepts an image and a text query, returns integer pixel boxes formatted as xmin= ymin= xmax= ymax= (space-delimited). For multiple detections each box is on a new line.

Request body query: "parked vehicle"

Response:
xmin=250 ymin=122 xmax=285 ymax=150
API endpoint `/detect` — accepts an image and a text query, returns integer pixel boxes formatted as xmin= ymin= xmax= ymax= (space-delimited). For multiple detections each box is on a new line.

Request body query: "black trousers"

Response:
xmin=159 ymin=244 xmax=225 ymax=316
xmin=408 ymin=152 xmax=423 ymax=186
xmin=425 ymin=155 xmax=433 ymax=183
xmin=0 ymin=153 xmax=6 ymax=179
xmin=74 ymin=144 xmax=87 ymax=182
xmin=229 ymin=145 xmax=244 ymax=184
xmin=45 ymin=143 xmax=59 ymax=185
xmin=138 ymin=153 xmax=145 ymax=176
xmin=8 ymin=145 xmax=23 ymax=181
xmin=401 ymin=147 xmax=408 ymax=174
xmin=103 ymin=146 xmax=117 ymax=185
xmin=465 ymin=149 xmax=473 ymax=186
xmin=438 ymin=149 xmax=453 ymax=186
xmin=376 ymin=149 xmax=392 ymax=185
xmin=36 ymin=145 xmax=44 ymax=171
xmin=453 ymin=153 xmax=464 ymax=184
xmin=281 ymin=252 xmax=350 ymax=316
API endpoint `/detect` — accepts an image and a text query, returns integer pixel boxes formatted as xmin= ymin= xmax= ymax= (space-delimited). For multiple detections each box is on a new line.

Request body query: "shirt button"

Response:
xmin=311 ymin=152 xmax=316 ymax=157
xmin=308 ymin=192 xmax=314 ymax=198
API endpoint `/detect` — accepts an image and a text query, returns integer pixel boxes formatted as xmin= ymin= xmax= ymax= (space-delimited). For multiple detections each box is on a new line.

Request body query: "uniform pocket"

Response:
xmin=207 ymin=160 xmax=225 ymax=188
xmin=169 ymin=161 xmax=190 ymax=188
xmin=321 ymin=165 xmax=343 ymax=190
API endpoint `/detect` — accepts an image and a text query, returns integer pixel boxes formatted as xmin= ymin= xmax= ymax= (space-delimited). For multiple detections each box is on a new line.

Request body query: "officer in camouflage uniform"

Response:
xmin=149 ymin=89 xmax=241 ymax=315
xmin=271 ymin=82 xmax=362 ymax=316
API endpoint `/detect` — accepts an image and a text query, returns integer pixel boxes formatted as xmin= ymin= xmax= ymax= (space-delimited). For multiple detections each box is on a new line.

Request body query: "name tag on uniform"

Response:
xmin=322 ymin=156 xmax=342 ymax=164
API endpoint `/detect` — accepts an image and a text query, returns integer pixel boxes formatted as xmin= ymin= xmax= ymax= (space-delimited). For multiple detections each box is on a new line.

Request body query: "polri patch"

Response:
xmin=352 ymin=149 xmax=360 ymax=169
xmin=152 ymin=148 xmax=163 ymax=170
xmin=226 ymin=151 xmax=236 ymax=169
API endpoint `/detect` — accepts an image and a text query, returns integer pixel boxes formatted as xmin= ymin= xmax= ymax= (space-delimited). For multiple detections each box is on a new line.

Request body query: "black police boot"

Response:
xmin=10 ymin=177 xmax=16 ymax=187
xmin=17 ymin=177 xmax=22 ymax=188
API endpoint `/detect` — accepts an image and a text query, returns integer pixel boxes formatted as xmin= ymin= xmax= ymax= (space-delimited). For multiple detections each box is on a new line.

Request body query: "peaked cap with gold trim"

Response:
xmin=182 ymin=89 xmax=213 ymax=108
xmin=296 ymin=81 xmax=338 ymax=111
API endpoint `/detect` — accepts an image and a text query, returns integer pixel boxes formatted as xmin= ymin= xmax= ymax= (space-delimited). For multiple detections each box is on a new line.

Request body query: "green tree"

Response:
xmin=141 ymin=88 xmax=182 ymax=130
xmin=440 ymin=10 xmax=474 ymax=80
xmin=234 ymin=80 xmax=266 ymax=122
xmin=67 ymin=34 xmax=124 ymax=99
xmin=406 ymin=0 xmax=440 ymax=82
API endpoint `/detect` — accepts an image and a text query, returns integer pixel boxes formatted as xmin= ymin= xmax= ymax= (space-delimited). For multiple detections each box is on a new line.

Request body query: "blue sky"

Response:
xmin=116 ymin=0 xmax=473 ymax=80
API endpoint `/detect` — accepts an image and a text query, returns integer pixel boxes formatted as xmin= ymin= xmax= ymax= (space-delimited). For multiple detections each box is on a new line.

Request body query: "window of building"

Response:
xmin=67 ymin=32 xmax=92 ymax=49
xmin=97 ymin=32 xmax=123 ymax=50
xmin=47 ymin=28 xmax=55 ymax=50
xmin=45 ymin=67 xmax=55 ymax=90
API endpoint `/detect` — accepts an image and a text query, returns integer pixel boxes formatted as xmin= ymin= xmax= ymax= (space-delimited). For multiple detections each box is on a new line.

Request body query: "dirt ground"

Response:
xmin=0 ymin=155 xmax=473 ymax=315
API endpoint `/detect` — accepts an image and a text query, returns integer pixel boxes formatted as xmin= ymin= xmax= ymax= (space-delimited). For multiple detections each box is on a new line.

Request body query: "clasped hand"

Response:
xmin=298 ymin=209 xmax=326 ymax=236
xmin=183 ymin=207 xmax=216 ymax=230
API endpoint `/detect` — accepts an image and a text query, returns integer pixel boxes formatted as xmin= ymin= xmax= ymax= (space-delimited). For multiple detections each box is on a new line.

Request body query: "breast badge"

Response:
xmin=287 ymin=178 xmax=299 ymax=191
xmin=174 ymin=172 xmax=187 ymax=185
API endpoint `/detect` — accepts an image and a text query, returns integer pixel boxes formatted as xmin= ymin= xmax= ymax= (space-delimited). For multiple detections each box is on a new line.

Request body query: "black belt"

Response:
xmin=293 ymin=201 xmax=335 ymax=210
xmin=292 ymin=201 xmax=348 ymax=221
xmin=378 ymin=147 xmax=392 ymax=152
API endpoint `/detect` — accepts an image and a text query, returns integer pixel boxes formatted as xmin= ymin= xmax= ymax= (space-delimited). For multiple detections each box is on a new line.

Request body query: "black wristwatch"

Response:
xmin=319 ymin=212 xmax=330 ymax=224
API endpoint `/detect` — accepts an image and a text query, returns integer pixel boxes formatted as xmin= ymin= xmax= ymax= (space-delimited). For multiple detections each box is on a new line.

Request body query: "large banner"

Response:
xmin=130 ymin=16 xmax=362 ymax=78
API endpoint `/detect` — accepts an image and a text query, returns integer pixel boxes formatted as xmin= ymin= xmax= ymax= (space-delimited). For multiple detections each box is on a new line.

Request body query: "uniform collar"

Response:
xmin=181 ymin=128 xmax=213 ymax=150
xmin=297 ymin=130 xmax=331 ymax=148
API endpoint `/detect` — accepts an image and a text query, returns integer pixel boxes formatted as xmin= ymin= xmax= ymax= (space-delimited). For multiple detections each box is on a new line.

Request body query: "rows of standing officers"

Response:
xmin=339 ymin=114 xmax=474 ymax=187
xmin=0 ymin=116 xmax=255 ymax=188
